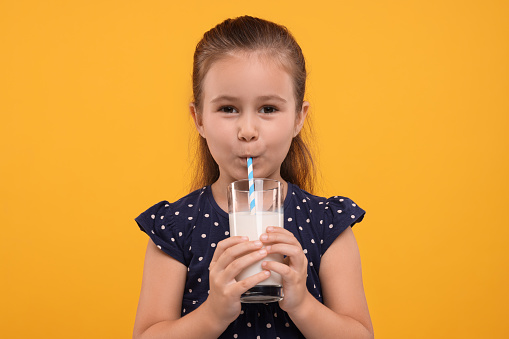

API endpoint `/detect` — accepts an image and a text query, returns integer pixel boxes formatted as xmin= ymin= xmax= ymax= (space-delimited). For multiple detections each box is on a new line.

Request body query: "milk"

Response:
xmin=229 ymin=211 xmax=284 ymax=286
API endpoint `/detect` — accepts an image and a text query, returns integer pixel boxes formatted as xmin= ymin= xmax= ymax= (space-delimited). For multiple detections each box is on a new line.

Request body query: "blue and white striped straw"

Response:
xmin=247 ymin=157 xmax=255 ymax=214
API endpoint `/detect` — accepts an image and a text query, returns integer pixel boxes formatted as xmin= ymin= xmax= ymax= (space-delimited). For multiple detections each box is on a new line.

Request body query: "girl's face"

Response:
xmin=192 ymin=51 xmax=308 ymax=187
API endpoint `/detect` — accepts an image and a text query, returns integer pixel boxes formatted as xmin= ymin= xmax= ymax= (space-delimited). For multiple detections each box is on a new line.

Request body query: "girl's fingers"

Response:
xmin=213 ymin=239 xmax=264 ymax=271
xmin=230 ymin=270 xmax=272 ymax=297
xmin=260 ymin=227 xmax=301 ymax=247
xmin=223 ymin=247 xmax=269 ymax=280
xmin=211 ymin=236 xmax=249 ymax=262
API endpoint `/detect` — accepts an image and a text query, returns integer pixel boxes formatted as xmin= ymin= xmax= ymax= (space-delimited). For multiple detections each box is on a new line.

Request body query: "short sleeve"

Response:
xmin=320 ymin=196 xmax=366 ymax=256
xmin=135 ymin=201 xmax=187 ymax=265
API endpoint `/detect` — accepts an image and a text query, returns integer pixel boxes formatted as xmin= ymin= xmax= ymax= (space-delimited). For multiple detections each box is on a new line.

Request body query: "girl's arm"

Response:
xmin=133 ymin=237 xmax=270 ymax=339
xmin=262 ymin=226 xmax=373 ymax=339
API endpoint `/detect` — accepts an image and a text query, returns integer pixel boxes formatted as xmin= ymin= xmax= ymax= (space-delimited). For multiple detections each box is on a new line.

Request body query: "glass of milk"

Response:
xmin=228 ymin=178 xmax=284 ymax=303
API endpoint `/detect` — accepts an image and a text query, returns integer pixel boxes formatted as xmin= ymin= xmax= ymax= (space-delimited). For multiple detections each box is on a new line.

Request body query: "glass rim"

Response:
xmin=229 ymin=178 xmax=282 ymax=193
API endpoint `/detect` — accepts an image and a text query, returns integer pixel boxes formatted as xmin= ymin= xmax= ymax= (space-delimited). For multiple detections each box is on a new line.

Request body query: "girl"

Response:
xmin=133 ymin=16 xmax=373 ymax=339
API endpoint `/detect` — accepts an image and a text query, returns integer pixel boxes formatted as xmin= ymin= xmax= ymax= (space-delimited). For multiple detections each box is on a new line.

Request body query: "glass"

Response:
xmin=228 ymin=178 xmax=284 ymax=303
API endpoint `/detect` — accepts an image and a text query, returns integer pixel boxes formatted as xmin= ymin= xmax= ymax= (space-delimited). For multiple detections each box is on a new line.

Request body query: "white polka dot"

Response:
xmin=247 ymin=322 xmax=252 ymax=327
xmin=151 ymin=214 xmax=155 ymax=219
xmin=198 ymin=257 xmax=203 ymax=261
xmin=306 ymin=218 xmax=310 ymax=223
xmin=193 ymin=225 xmax=196 ymax=229
xmin=320 ymin=239 xmax=324 ymax=244
xmin=339 ymin=198 xmax=344 ymax=202
xmin=161 ymin=225 xmax=165 ymax=230
xmin=296 ymin=206 xmax=301 ymax=210
xmin=183 ymin=308 xmax=186 ymax=313
xmin=160 ymin=215 xmax=164 ymax=219
xmin=214 ymin=222 xmax=219 ymax=226
xmin=337 ymin=209 xmax=342 ymax=213
xmin=225 ymin=231 xmax=229 ymax=236
xmin=351 ymin=215 xmax=355 ymax=219
xmin=258 ymin=313 xmax=260 ymax=317
xmin=151 ymin=230 xmax=155 ymax=234
xmin=314 ymin=284 xmax=316 ymax=288
xmin=179 ymin=232 xmax=182 ymax=237
xmin=165 ymin=204 xmax=169 ymax=207
xmin=257 ymin=336 xmax=260 ymax=339
xmin=266 ymin=323 xmax=271 ymax=328
xmin=157 ymin=245 xmax=161 ymax=249
xmin=189 ymin=289 xmax=192 ymax=293
xmin=320 ymin=220 xmax=323 ymax=224
xmin=329 ymin=224 xmax=333 ymax=229
xmin=352 ymin=203 xmax=356 ymax=207
xmin=325 ymin=206 xmax=329 ymax=209
xmin=240 ymin=310 xmax=244 ymax=314
xmin=234 ymin=335 xmax=238 ymax=339
xmin=302 ymin=199 xmax=306 ymax=203
xmin=171 ymin=237 xmax=175 ymax=242
xmin=205 ymin=213 xmax=210 ymax=218
xmin=299 ymin=226 xmax=303 ymax=231
xmin=319 ymin=201 xmax=324 ymax=205
xmin=188 ymin=217 xmax=193 ymax=220
xmin=201 ymin=234 xmax=206 ymax=238
xmin=292 ymin=192 xmax=295 ymax=195
xmin=198 ymin=278 xmax=202 ymax=282
xmin=303 ymin=249 xmax=308 ymax=254
xmin=211 ymin=243 xmax=216 ymax=247
xmin=175 ymin=211 xmax=179 ymax=215
xmin=311 ymin=239 xmax=315 ymax=244
xmin=192 ymin=300 xmax=197 ymax=304
xmin=189 ymin=246 xmax=192 ymax=251
xmin=285 ymin=322 xmax=290 ymax=327
xmin=309 ymin=209 xmax=312 ymax=213
xmin=188 ymin=204 xmax=193 ymax=207
xmin=288 ymin=217 xmax=293 ymax=222
xmin=310 ymin=262 xmax=314 ymax=266
xmin=274 ymin=312 xmax=277 ymax=317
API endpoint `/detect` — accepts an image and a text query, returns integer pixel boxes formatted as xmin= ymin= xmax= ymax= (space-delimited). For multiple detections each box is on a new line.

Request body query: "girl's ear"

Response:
xmin=190 ymin=103 xmax=205 ymax=138
xmin=294 ymin=101 xmax=310 ymax=137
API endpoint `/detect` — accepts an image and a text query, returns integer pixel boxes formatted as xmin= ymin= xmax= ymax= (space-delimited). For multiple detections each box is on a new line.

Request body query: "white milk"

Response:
xmin=229 ymin=211 xmax=284 ymax=286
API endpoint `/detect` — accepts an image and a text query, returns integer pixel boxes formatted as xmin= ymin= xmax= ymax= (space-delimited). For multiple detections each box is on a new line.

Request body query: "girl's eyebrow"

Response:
xmin=210 ymin=95 xmax=287 ymax=103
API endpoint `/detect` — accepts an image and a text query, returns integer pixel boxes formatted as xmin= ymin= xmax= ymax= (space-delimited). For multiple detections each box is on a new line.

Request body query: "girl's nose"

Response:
xmin=237 ymin=113 xmax=258 ymax=142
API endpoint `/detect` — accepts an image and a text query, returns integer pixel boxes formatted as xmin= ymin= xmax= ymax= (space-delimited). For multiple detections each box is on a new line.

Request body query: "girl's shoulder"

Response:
xmin=134 ymin=186 xmax=213 ymax=264
xmin=286 ymin=182 xmax=366 ymax=231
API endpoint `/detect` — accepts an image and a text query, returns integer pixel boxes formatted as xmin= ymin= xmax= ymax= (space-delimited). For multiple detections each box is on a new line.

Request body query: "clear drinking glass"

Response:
xmin=228 ymin=178 xmax=284 ymax=303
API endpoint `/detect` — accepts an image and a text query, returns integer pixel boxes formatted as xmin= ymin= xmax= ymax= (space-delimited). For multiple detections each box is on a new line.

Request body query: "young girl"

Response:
xmin=133 ymin=16 xmax=373 ymax=339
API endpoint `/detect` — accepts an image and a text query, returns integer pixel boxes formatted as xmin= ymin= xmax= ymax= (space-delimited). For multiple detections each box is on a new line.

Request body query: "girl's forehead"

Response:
xmin=202 ymin=52 xmax=294 ymax=99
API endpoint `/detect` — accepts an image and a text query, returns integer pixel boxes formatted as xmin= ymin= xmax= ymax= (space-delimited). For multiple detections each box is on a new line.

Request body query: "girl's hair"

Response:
xmin=190 ymin=15 xmax=315 ymax=193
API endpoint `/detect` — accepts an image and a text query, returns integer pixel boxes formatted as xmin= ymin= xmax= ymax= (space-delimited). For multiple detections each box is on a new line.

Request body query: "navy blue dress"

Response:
xmin=136 ymin=183 xmax=365 ymax=338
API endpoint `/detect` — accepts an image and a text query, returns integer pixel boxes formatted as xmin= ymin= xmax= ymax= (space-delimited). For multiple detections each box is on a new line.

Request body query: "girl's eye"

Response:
xmin=219 ymin=106 xmax=238 ymax=114
xmin=259 ymin=106 xmax=278 ymax=114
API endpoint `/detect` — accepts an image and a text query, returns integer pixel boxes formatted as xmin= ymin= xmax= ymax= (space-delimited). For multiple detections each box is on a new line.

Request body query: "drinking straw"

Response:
xmin=247 ymin=157 xmax=255 ymax=214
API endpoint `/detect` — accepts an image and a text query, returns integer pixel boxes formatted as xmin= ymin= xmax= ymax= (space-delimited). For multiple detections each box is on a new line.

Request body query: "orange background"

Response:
xmin=1 ymin=1 xmax=508 ymax=338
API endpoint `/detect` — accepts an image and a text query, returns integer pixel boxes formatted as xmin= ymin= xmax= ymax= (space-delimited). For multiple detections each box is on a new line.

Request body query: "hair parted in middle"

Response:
xmin=190 ymin=15 xmax=315 ymax=193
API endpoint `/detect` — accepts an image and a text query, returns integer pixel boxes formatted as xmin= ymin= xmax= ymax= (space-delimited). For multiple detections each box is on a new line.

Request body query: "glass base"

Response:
xmin=240 ymin=285 xmax=283 ymax=303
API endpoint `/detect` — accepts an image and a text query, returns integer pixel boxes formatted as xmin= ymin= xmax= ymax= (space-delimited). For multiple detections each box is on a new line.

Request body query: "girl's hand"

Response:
xmin=206 ymin=236 xmax=271 ymax=325
xmin=260 ymin=227 xmax=310 ymax=313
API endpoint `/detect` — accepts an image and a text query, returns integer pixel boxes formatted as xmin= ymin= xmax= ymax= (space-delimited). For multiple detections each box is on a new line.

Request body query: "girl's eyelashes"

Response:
xmin=218 ymin=106 xmax=238 ymax=113
xmin=259 ymin=106 xmax=278 ymax=114
xmin=217 ymin=105 xmax=279 ymax=114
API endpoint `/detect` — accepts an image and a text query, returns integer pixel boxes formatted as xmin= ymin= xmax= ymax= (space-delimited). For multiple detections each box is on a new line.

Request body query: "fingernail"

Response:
xmin=259 ymin=249 xmax=267 ymax=255
xmin=266 ymin=226 xmax=273 ymax=232
xmin=254 ymin=240 xmax=262 ymax=247
xmin=265 ymin=245 xmax=272 ymax=252
xmin=261 ymin=261 xmax=267 ymax=267
xmin=264 ymin=270 xmax=271 ymax=276
xmin=260 ymin=234 xmax=268 ymax=241
xmin=241 ymin=236 xmax=249 ymax=241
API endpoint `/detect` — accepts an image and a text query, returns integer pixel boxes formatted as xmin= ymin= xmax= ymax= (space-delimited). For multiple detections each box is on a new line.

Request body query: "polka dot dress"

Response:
xmin=136 ymin=183 xmax=365 ymax=338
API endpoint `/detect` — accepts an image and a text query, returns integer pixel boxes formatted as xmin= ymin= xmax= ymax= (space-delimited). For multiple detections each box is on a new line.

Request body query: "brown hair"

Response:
xmin=190 ymin=16 xmax=315 ymax=192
